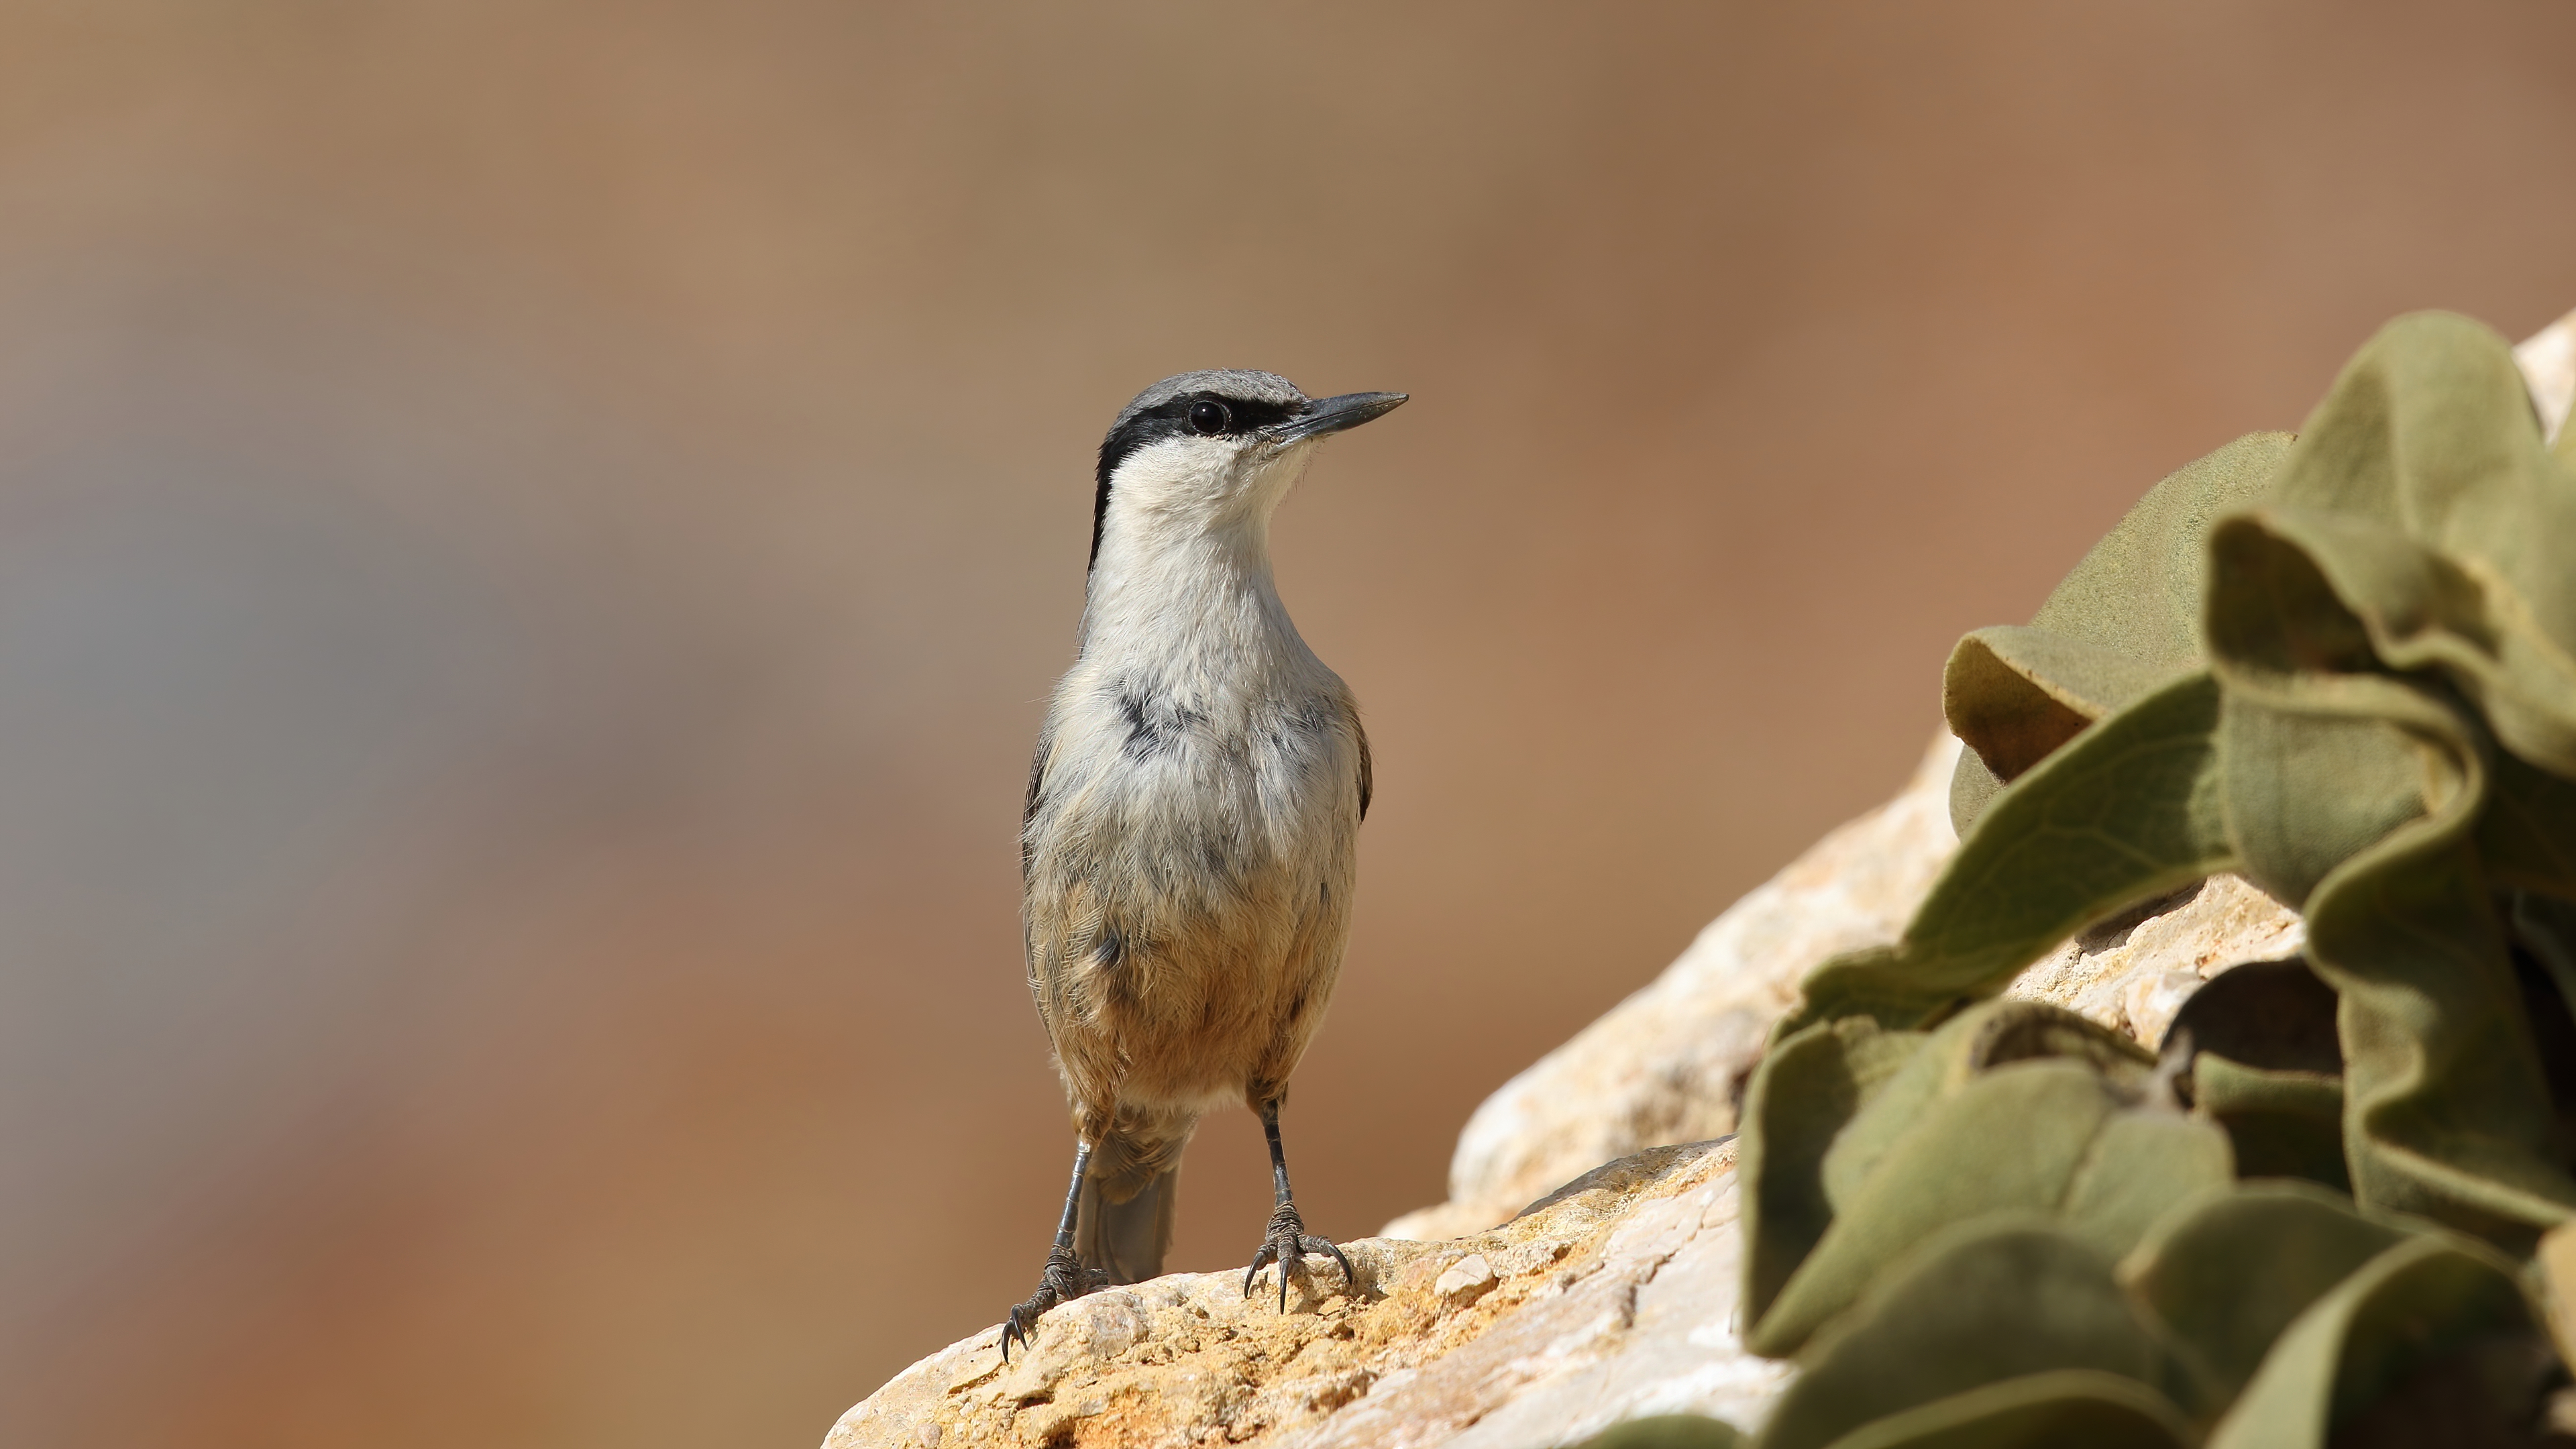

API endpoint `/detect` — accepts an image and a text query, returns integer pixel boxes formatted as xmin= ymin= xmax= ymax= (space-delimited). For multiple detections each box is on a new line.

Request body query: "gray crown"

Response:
xmin=1110 ymin=370 xmax=1308 ymax=433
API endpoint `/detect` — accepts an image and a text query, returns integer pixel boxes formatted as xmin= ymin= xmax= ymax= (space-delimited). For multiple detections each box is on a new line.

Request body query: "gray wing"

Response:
xmin=1022 ymin=725 xmax=1051 ymax=883
xmin=1356 ymin=716 xmax=1372 ymax=821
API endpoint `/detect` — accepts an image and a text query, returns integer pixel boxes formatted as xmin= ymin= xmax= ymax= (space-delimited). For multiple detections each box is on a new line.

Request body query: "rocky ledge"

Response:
xmin=828 ymin=733 xmax=2304 ymax=1449
xmin=832 ymin=1140 xmax=1775 ymax=1449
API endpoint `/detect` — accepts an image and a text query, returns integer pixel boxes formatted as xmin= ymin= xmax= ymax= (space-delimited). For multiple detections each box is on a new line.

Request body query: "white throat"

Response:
xmin=1078 ymin=438 xmax=1322 ymax=685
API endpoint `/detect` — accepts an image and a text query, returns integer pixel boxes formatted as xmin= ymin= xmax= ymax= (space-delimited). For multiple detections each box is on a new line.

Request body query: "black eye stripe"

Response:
xmin=1091 ymin=392 xmax=1308 ymax=570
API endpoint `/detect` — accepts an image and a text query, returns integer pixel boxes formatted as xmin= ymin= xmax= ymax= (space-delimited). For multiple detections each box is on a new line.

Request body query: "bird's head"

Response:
xmin=1089 ymin=370 xmax=1405 ymax=574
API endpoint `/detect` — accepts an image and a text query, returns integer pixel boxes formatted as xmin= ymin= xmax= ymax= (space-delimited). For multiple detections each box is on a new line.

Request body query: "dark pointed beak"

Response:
xmin=1272 ymin=391 xmax=1408 ymax=442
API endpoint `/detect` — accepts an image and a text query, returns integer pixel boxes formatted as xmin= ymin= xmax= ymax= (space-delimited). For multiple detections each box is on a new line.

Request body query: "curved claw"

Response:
xmin=1000 ymin=1244 xmax=1102 ymax=1362
xmin=1242 ymin=1240 xmax=1279 ymax=1298
xmin=1305 ymin=1236 xmax=1356 ymax=1287
xmin=1244 ymin=1201 xmax=1358 ymax=1313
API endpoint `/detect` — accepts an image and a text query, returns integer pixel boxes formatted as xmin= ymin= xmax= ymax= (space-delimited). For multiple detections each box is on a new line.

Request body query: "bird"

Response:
xmin=1000 ymin=370 xmax=1406 ymax=1358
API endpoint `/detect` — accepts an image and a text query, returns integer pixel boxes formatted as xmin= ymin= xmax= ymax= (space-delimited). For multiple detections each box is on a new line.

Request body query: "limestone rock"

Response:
xmin=1383 ymin=735 xmax=1966 ymax=1242
xmin=826 ymin=1141 xmax=1789 ymax=1449
xmin=2517 ymin=305 xmax=2576 ymax=444
xmin=1431 ymin=1254 xmax=1497 ymax=1305
xmin=2002 ymin=873 xmax=2306 ymax=1047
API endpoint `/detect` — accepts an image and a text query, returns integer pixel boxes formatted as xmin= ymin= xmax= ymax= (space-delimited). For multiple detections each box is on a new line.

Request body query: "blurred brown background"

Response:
xmin=3 ymin=2 xmax=2571 ymax=1445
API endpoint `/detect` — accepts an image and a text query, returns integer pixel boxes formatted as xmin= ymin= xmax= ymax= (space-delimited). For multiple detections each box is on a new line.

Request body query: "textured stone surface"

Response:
xmin=2003 ymin=873 xmax=2306 ymax=1048
xmin=1283 ymin=1148 xmax=1788 ymax=1449
xmin=825 ymin=1142 xmax=1783 ymax=1449
xmin=2518 ymin=305 xmax=2576 ymax=444
xmin=1385 ymin=735 xmax=1965 ymax=1242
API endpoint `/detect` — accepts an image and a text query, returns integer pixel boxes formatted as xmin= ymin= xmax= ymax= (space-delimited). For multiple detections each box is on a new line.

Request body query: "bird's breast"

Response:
xmin=1032 ymin=651 xmax=1355 ymax=889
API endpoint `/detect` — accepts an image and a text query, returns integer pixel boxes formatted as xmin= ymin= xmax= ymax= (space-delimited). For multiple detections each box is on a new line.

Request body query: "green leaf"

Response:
xmin=2480 ymin=753 xmax=2576 ymax=897
xmin=2117 ymin=1181 xmax=2407 ymax=1407
xmin=2195 ymin=314 xmax=2576 ymax=1244
xmin=1945 ymin=430 xmax=2293 ymax=833
xmin=2301 ymin=822 xmax=2576 ymax=1248
xmin=1749 ymin=1063 xmax=2121 ymax=1356
xmin=1779 ymin=673 xmax=2234 ymax=1040
xmin=1795 ymin=1371 xmax=2193 ymax=1449
xmin=2232 ymin=311 xmax=2576 ymax=784
xmin=1755 ymin=1223 xmax=2186 ymax=1449
xmin=1739 ymin=1017 xmax=1928 ymax=1328
xmin=2188 ymin=1053 xmax=2347 ymax=1191
xmin=1744 ymin=1002 xmax=2225 ymax=1358
xmin=2205 ymin=1232 xmax=2540 ymax=1448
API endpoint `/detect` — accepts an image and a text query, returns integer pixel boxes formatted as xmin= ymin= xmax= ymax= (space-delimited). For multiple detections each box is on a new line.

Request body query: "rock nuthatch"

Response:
xmin=1002 ymin=371 xmax=1405 ymax=1356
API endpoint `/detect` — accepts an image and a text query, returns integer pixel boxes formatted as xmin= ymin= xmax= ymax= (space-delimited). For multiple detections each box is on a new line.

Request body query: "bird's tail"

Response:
xmin=1077 ymin=1120 xmax=1192 ymax=1283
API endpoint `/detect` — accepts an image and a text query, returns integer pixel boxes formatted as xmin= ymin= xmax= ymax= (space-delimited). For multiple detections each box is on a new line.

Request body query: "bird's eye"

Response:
xmin=1187 ymin=399 xmax=1231 ymax=435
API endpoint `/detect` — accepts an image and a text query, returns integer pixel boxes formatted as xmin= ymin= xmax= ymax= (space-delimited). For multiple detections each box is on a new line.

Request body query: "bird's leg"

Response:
xmin=1000 ymin=1140 xmax=1108 ymax=1360
xmin=1241 ymin=1099 xmax=1354 ymax=1311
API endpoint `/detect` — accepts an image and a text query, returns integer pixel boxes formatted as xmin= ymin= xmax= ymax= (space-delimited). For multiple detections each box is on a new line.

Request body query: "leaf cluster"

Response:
xmin=1580 ymin=313 xmax=2576 ymax=1449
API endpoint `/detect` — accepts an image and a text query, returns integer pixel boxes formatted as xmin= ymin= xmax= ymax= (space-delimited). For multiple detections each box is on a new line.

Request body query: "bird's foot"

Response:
xmin=1242 ymin=1200 xmax=1354 ymax=1312
xmin=1000 ymin=1245 xmax=1108 ymax=1361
